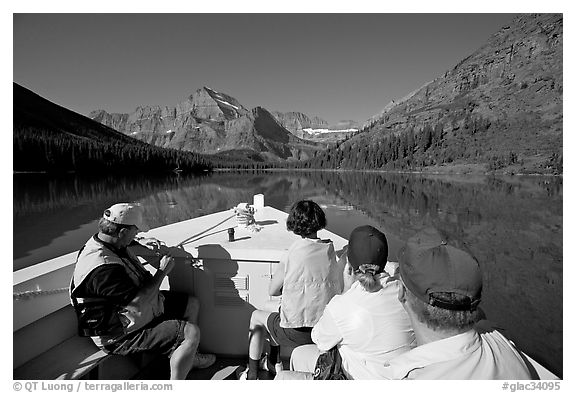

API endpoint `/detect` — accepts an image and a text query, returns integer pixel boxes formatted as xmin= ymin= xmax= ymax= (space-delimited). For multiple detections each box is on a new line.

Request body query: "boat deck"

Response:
xmin=138 ymin=356 xmax=288 ymax=380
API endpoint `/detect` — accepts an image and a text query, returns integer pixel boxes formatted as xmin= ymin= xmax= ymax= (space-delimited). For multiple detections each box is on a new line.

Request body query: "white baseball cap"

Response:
xmin=102 ymin=203 xmax=150 ymax=232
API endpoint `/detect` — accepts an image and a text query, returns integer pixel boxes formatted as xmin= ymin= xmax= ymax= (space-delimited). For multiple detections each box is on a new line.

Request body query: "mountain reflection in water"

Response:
xmin=13 ymin=171 xmax=562 ymax=376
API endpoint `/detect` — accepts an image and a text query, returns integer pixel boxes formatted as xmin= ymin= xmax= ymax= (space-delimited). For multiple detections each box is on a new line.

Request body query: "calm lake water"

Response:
xmin=13 ymin=170 xmax=562 ymax=376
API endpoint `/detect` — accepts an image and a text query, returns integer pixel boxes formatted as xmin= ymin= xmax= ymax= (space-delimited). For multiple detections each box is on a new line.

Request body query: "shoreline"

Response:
xmin=13 ymin=167 xmax=563 ymax=177
xmin=212 ymin=167 xmax=563 ymax=177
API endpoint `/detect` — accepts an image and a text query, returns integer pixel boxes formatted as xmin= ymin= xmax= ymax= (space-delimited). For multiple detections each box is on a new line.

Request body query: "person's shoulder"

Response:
xmin=78 ymin=235 xmax=100 ymax=255
xmin=325 ymin=292 xmax=345 ymax=312
xmin=287 ymin=237 xmax=305 ymax=250
xmin=474 ymin=320 xmax=521 ymax=348
xmin=309 ymin=237 xmax=335 ymax=249
xmin=327 ymin=283 xmax=359 ymax=309
xmin=89 ymin=264 xmax=129 ymax=280
xmin=79 ymin=238 xmax=123 ymax=266
xmin=289 ymin=236 xmax=318 ymax=249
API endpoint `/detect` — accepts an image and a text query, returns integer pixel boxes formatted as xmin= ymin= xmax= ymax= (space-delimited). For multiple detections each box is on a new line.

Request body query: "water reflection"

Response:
xmin=297 ymin=171 xmax=563 ymax=376
xmin=13 ymin=171 xmax=562 ymax=376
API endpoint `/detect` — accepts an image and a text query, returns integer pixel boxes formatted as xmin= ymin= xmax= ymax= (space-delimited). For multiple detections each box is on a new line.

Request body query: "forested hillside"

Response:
xmin=13 ymin=83 xmax=212 ymax=173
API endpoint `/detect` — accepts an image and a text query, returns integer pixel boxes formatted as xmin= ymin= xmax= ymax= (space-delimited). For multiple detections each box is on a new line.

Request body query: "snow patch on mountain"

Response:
xmin=303 ymin=127 xmax=358 ymax=135
xmin=214 ymin=98 xmax=239 ymax=110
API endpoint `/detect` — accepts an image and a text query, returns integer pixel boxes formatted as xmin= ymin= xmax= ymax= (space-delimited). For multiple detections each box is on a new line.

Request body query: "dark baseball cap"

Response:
xmin=398 ymin=229 xmax=482 ymax=311
xmin=347 ymin=225 xmax=388 ymax=272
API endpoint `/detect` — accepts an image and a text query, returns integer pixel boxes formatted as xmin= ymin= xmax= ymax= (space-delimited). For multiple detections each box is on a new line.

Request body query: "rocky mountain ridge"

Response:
xmin=271 ymin=111 xmax=328 ymax=138
xmin=90 ymin=87 xmax=322 ymax=161
xmin=341 ymin=13 xmax=562 ymax=174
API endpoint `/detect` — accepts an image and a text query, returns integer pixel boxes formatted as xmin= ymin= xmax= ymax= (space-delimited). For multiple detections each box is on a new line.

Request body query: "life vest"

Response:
xmin=70 ymin=235 xmax=164 ymax=348
xmin=280 ymin=238 xmax=343 ymax=328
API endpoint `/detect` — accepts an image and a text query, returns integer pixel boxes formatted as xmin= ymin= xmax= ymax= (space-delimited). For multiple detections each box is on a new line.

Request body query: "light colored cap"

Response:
xmin=102 ymin=203 xmax=149 ymax=232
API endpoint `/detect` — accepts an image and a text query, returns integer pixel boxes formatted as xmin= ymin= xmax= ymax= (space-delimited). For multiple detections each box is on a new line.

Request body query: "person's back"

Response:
xmin=241 ymin=200 xmax=343 ymax=380
xmin=287 ymin=226 xmax=415 ymax=380
xmin=281 ymin=236 xmax=341 ymax=328
xmin=317 ymin=266 xmax=415 ymax=379
xmin=383 ymin=322 xmax=532 ymax=379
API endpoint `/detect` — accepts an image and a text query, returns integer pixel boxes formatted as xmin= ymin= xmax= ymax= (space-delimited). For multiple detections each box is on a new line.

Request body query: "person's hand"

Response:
xmin=159 ymin=254 xmax=175 ymax=275
xmin=138 ymin=237 xmax=166 ymax=252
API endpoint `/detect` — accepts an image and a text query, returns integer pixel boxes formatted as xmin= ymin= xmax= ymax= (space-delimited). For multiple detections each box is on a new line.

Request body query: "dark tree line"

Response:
xmin=14 ymin=127 xmax=213 ymax=174
xmin=290 ymin=118 xmax=485 ymax=170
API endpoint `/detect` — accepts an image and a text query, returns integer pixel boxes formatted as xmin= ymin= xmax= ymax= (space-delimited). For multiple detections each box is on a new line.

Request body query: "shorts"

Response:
xmin=266 ymin=312 xmax=313 ymax=348
xmin=103 ymin=291 xmax=189 ymax=358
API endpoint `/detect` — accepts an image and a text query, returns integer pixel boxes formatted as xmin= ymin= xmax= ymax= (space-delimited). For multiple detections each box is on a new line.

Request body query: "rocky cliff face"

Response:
xmin=272 ymin=112 xmax=359 ymax=145
xmin=90 ymin=87 xmax=320 ymax=160
xmin=357 ymin=13 xmax=562 ymax=173
xmin=327 ymin=120 xmax=360 ymax=131
xmin=271 ymin=111 xmax=328 ymax=138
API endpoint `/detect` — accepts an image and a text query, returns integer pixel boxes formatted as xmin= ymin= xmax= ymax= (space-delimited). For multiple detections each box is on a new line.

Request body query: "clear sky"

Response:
xmin=13 ymin=13 xmax=518 ymax=125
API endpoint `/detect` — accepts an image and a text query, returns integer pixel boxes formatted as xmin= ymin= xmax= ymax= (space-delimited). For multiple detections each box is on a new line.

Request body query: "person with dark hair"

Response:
xmin=382 ymin=229 xmax=533 ymax=379
xmin=239 ymin=200 xmax=343 ymax=380
xmin=70 ymin=203 xmax=215 ymax=380
xmin=285 ymin=200 xmax=327 ymax=237
xmin=278 ymin=225 xmax=415 ymax=379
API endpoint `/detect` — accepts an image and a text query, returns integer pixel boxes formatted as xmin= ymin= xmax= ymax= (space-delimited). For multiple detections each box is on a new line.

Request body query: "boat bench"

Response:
xmin=14 ymin=335 xmax=110 ymax=380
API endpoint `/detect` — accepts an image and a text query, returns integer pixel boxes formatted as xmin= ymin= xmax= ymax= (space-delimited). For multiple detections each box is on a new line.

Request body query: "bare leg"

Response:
xmin=241 ymin=309 xmax=277 ymax=379
xmin=169 ymin=322 xmax=200 ymax=380
xmin=248 ymin=309 xmax=274 ymax=360
xmin=178 ymin=295 xmax=216 ymax=372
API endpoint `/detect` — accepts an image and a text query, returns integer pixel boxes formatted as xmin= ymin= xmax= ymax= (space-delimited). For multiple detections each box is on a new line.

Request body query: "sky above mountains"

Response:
xmin=14 ymin=13 xmax=517 ymax=125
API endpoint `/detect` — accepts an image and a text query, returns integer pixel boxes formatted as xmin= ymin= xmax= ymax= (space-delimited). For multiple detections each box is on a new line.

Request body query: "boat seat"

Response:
xmin=14 ymin=335 xmax=110 ymax=380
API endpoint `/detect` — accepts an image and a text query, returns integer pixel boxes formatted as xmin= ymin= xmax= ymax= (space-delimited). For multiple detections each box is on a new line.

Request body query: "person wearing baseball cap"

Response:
xmin=70 ymin=203 xmax=215 ymax=379
xmin=380 ymin=228 xmax=534 ymax=379
xmin=282 ymin=225 xmax=415 ymax=380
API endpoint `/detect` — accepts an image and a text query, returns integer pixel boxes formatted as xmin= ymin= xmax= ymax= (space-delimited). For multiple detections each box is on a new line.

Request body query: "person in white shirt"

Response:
xmin=382 ymin=229 xmax=534 ymax=379
xmin=280 ymin=225 xmax=415 ymax=379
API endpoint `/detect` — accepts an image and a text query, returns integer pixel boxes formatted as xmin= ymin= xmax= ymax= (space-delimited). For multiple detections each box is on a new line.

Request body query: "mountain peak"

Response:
xmin=89 ymin=86 xmax=321 ymax=161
